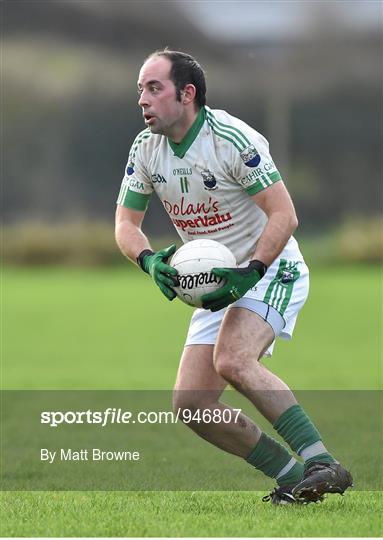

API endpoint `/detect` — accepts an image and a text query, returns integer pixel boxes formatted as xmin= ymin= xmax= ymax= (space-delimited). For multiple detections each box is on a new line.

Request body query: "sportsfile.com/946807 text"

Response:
xmin=40 ymin=407 xmax=243 ymax=427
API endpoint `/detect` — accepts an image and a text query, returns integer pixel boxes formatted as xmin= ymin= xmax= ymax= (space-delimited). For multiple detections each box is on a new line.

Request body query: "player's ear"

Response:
xmin=181 ymin=84 xmax=196 ymax=105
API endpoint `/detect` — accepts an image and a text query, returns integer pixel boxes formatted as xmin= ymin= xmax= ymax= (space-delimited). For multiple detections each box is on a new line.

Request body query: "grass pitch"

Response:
xmin=1 ymin=265 xmax=382 ymax=537
xmin=2 ymin=491 xmax=382 ymax=537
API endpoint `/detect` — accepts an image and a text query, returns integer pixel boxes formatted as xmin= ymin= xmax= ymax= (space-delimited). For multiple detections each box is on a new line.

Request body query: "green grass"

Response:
xmin=1 ymin=265 xmax=382 ymax=537
xmin=3 ymin=265 xmax=381 ymax=389
xmin=1 ymin=491 xmax=382 ymax=537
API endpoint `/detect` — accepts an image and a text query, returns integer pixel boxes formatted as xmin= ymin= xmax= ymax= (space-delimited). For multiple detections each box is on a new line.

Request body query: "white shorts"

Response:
xmin=184 ymin=251 xmax=309 ymax=357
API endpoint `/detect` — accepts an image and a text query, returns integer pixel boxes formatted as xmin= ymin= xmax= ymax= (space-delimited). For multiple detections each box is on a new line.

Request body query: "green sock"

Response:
xmin=273 ymin=404 xmax=336 ymax=466
xmin=278 ymin=460 xmax=304 ymax=486
xmin=246 ymin=432 xmax=304 ymax=486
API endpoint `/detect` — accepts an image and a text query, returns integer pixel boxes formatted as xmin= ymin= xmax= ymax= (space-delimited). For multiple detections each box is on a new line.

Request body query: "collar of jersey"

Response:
xmin=168 ymin=107 xmax=206 ymax=158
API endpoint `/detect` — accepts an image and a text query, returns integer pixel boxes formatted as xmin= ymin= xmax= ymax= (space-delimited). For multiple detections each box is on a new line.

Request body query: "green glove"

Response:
xmin=137 ymin=244 xmax=178 ymax=301
xmin=201 ymin=260 xmax=267 ymax=312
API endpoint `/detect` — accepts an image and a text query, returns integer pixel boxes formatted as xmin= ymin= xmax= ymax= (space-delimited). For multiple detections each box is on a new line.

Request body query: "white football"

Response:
xmin=170 ymin=239 xmax=237 ymax=308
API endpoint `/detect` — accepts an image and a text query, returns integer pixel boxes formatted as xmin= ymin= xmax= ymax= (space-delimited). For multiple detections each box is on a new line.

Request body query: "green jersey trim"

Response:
xmin=121 ymin=189 xmax=150 ymax=211
xmin=168 ymin=107 xmax=206 ymax=158
xmin=207 ymin=119 xmax=242 ymax=151
xmin=132 ymin=131 xmax=151 ymax=149
xmin=126 ymin=130 xmax=152 ymax=177
xmin=134 ymin=127 xmax=150 ymax=141
xmin=206 ymin=110 xmax=250 ymax=149
xmin=263 ymin=260 xmax=301 ymax=316
xmin=246 ymin=171 xmax=282 ymax=195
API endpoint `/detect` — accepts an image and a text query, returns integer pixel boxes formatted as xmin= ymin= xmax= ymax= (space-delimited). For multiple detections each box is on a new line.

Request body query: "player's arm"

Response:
xmin=250 ymin=180 xmax=298 ymax=267
xmin=202 ymin=120 xmax=298 ymax=311
xmin=115 ymin=204 xmax=151 ymax=264
xmin=201 ymin=182 xmax=298 ymax=311
xmin=115 ymin=204 xmax=178 ymax=301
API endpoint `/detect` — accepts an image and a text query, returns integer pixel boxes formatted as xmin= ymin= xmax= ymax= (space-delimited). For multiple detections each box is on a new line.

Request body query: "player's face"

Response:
xmin=137 ymin=57 xmax=184 ymax=135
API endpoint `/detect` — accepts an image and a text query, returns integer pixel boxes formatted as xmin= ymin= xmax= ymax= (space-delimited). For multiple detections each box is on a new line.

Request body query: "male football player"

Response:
xmin=115 ymin=49 xmax=352 ymax=504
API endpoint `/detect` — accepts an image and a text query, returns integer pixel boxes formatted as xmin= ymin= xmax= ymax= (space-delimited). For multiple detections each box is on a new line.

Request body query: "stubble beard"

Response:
xmin=148 ymin=123 xmax=163 ymax=135
xmin=148 ymin=117 xmax=175 ymax=138
xmin=145 ymin=115 xmax=163 ymax=135
xmin=147 ymin=106 xmax=183 ymax=138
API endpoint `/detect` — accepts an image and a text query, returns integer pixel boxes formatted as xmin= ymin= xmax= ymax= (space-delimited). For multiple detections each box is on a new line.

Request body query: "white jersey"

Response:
xmin=117 ymin=106 xmax=302 ymax=265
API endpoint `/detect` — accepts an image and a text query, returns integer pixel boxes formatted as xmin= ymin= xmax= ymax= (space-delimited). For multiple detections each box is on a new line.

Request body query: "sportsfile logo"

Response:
xmin=41 ymin=408 xmax=178 ymax=427
xmin=40 ymin=407 xmax=242 ymax=427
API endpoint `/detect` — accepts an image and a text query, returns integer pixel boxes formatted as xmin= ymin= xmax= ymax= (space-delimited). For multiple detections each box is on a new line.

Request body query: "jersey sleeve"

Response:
xmin=231 ymin=126 xmax=283 ymax=196
xmin=116 ymin=131 xmax=153 ymax=211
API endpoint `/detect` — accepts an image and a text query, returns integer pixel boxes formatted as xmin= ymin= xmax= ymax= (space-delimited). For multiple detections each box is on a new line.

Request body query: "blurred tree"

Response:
xmin=3 ymin=0 xmax=382 ymax=235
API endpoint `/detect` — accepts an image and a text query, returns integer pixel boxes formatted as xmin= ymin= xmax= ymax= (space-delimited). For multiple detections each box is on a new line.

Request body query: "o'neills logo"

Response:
xmin=177 ymin=272 xmax=223 ymax=290
xmin=163 ymin=197 xmax=233 ymax=231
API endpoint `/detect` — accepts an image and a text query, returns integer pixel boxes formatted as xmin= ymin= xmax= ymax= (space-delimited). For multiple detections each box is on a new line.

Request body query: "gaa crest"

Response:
xmin=201 ymin=169 xmax=218 ymax=190
xmin=240 ymin=144 xmax=261 ymax=167
xmin=126 ymin=161 xmax=135 ymax=175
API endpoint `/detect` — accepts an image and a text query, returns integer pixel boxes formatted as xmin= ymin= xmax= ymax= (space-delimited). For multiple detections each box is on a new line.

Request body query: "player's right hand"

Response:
xmin=137 ymin=244 xmax=178 ymax=301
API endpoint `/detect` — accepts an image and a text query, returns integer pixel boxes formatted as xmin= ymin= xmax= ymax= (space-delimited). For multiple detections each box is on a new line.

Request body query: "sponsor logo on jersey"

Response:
xmin=151 ymin=173 xmax=167 ymax=184
xmin=163 ymin=197 xmax=219 ymax=216
xmin=240 ymin=144 xmax=261 ymax=167
xmin=163 ymin=197 xmax=233 ymax=232
xmin=201 ymin=169 xmax=218 ymax=190
xmin=171 ymin=213 xmax=233 ymax=231
xmin=173 ymin=168 xmax=192 ymax=175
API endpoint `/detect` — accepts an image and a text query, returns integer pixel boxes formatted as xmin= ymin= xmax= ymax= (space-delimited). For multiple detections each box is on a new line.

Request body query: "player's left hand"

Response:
xmin=201 ymin=260 xmax=267 ymax=312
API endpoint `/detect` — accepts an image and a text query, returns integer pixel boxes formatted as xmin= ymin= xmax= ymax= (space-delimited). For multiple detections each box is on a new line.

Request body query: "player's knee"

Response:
xmin=214 ymin=350 xmax=245 ymax=385
xmin=214 ymin=348 xmax=261 ymax=386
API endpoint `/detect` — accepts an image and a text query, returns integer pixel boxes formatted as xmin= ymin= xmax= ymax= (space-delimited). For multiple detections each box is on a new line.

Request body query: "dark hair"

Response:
xmin=147 ymin=49 xmax=206 ymax=108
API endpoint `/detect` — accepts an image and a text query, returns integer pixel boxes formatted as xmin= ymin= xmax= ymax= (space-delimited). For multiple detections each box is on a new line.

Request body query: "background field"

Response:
xmin=3 ymin=265 xmax=381 ymax=390
xmin=1 ymin=265 xmax=382 ymax=537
